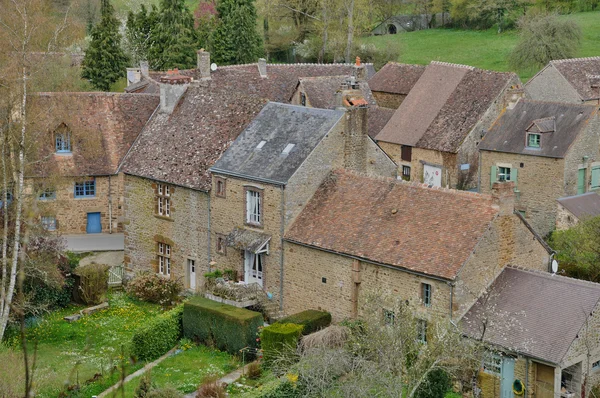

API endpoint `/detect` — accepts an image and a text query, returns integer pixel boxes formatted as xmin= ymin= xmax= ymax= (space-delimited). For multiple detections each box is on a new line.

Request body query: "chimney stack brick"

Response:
xmin=197 ymin=49 xmax=211 ymax=80
xmin=258 ymin=58 xmax=267 ymax=78
xmin=491 ymin=181 xmax=516 ymax=216
xmin=159 ymin=69 xmax=191 ymax=114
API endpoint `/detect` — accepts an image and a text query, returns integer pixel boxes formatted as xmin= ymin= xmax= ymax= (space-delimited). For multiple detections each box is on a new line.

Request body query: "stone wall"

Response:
xmin=563 ymin=115 xmax=600 ymax=197
xmin=479 ymin=357 xmax=537 ymax=398
xmin=480 ymin=151 xmax=565 ymax=237
xmin=209 ymin=176 xmax=284 ymax=301
xmin=33 ymin=174 xmax=124 ymax=234
xmin=372 ymin=91 xmax=405 ymax=109
xmin=556 ymin=203 xmax=579 ymax=230
xmin=526 ymin=66 xmax=582 ymax=103
xmin=123 ymin=174 xmax=209 ymax=290
xmin=283 ymin=241 xmax=452 ymax=322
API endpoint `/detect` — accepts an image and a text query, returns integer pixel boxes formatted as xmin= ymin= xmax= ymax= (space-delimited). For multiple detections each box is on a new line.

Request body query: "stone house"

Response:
xmin=556 ymin=192 xmax=600 ymax=230
xmin=479 ymin=100 xmax=600 ymax=237
xmin=27 ymin=92 xmax=158 ymax=234
xmin=120 ymin=54 xmax=386 ymax=291
xmin=463 ymin=267 xmax=600 ymax=398
xmin=208 ymin=101 xmax=396 ymax=307
xmin=376 ymin=61 xmax=523 ymax=189
xmin=368 ymin=62 xmax=425 ymax=109
xmin=526 ymin=57 xmax=600 ymax=105
xmin=283 ymin=172 xmax=552 ymax=322
xmin=370 ymin=13 xmax=450 ymax=35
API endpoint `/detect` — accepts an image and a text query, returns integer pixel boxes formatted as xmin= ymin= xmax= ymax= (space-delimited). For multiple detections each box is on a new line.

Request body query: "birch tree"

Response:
xmin=0 ymin=0 xmax=72 ymax=342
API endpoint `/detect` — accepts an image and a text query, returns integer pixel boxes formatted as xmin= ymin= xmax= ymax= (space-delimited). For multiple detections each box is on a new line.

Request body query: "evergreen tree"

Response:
xmin=210 ymin=0 xmax=263 ymax=65
xmin=148 ymin=0 xmax=198 ymax=70
xmin=81 ymin=0 xmax=129 ymax=91
xmin=126 ymin=4 xmax=159 ymax=65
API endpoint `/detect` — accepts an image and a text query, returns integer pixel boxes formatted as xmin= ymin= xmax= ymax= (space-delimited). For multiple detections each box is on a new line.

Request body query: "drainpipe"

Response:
xmin=525 ymin=358 xmax=529 ymax=398
xmin=207 ymin=193 xmax=211 ymax=272
xmin=279 ymin=185 xmax=285 ymax=311
xmin=449 ymin=281 xmax=454 ymax=320
xmin=108 ymin=175 xmax=113 ymax=234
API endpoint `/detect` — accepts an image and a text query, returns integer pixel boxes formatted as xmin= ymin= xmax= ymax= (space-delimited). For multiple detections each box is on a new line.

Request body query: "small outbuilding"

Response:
xmin=556 ymin=192 xmax=600 ymax=230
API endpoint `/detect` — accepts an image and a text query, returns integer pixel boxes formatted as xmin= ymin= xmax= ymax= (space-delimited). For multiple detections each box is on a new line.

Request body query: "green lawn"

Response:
xmin=360 ymin=11 xmax=600 ymax=81
xmin=0 ymin=293 xmax=162 ymax=397
xmin=121 ymin=344 xmax=239 ymax=396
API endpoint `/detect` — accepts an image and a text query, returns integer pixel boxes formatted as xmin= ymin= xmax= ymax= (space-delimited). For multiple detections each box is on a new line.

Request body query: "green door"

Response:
xmin=578 ymin=169 xmax=586 ymax=194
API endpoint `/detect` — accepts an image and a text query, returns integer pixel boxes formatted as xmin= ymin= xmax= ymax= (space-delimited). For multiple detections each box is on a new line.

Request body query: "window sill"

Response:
xmin=54 ymin=152 xmax=73 ymax=157
xmin=74 ymin=196 xmax=97 ymax=200
xmin=154 ymin=214 xmax=174 ymax=222
xmin=244 ymin=222 xmax=264 ymax=229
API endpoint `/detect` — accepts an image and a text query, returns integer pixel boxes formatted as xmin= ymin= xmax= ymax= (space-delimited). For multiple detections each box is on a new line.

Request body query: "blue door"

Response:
xmin=501 ymin=357 xmax=515 ymax=398
xmin=86 ymin=212 xmax=102 ymax=234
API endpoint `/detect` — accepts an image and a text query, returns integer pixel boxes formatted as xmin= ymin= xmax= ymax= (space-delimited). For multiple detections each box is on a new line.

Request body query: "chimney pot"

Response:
xmin=258 ymin=58 xmax=267 ymax=78
xmin=197 ymin=49 xmax=211 ymax=80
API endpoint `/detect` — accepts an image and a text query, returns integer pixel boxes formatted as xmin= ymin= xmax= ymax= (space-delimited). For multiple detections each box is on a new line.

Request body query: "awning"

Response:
xmin=226 ymin=227 xmax=271 ymax=254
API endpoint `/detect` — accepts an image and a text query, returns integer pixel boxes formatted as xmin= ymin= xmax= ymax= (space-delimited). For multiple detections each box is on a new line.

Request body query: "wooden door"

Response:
xmin=535 ymin=363 xmax=555 ymax=398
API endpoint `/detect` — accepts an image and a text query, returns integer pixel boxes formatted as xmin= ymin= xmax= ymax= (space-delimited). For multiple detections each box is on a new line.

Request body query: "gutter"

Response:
xmin=280 ymin=186 xmax=285 ymax=311
xmin=209 ymin=168 xmax=286 ymax=187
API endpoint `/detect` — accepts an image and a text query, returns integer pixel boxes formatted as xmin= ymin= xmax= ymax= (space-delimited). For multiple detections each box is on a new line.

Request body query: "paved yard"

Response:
xmin=64 ymin=233 xmax=124 ymax=252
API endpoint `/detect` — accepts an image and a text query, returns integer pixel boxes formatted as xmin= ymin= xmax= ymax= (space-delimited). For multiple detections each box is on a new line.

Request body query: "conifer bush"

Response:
xmin=260 ymin=323 xmax=304 ymax=365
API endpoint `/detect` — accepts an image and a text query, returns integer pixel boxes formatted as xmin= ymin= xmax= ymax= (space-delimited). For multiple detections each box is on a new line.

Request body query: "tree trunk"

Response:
xmin=319 ymin=2 xmax=329 ymax=63
xmin=344 ymin=0 xmax=355 ymax=63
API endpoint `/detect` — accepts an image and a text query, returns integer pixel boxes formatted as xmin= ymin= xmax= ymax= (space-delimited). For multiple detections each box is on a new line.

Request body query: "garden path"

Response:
xmin=182 ymin=362 xmax=258 ymax=398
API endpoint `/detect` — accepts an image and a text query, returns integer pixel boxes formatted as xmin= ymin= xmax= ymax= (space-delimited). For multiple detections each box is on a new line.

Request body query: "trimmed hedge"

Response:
xmin=131 ymin=305 xmax=183 ymax=361
xmin=183 ymin=297 xmax=263 ymax=355
xmin=277 ymin=310 xmax=331 ymax=335
xmin=261 ymin=323 xmax=304 ymax=364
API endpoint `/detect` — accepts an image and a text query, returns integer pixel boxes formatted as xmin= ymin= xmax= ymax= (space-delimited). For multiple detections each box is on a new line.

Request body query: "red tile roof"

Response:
xmin=368 ymin=62 xmax=426 ymax=95
xmin=29 ymin=92 xmax=159 ymax=177
xmin=284 ymin=170 xmax=499 ymax=279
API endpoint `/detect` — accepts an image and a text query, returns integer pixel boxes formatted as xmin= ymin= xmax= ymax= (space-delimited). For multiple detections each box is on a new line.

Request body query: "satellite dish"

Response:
xmin=551 ymin=259 xmax=559 ymax=273
xmin=210 ymin=63 xmax=218 ymax=72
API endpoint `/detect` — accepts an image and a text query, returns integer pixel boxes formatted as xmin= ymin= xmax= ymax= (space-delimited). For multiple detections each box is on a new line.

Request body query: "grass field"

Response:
xmin=360 ymin=11 xmax=600 ymax=80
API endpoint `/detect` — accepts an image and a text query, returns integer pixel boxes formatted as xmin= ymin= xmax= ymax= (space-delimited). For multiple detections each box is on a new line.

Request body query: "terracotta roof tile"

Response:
xmin=296 ymin=75 xmax=376 ymax=109
xmin=284 ymin=170 xmax=498 ymax=279
xmin=368 ymin=62 xmax=426 ymax=95
xmin=29 ymin=92 xmax=159 ymax=177
xmin=462 ymin=267 xmax=600 ymax=364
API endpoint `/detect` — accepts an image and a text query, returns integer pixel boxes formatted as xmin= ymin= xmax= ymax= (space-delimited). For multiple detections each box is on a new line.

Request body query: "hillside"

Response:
xmin=360 ymin=11 xmax=600 ymax=80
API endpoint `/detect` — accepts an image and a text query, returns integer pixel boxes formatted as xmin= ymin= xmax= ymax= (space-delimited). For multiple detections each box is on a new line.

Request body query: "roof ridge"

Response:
xmin=34 ymin=91 xmax=159 ymax=97
xmin=430 ymin=60 xmax=475 ymax=70
xmin=507 ymin=265 xmax=600 ymax=290
xmin=521 ymin=98 xmax=598 ymax=108
xmin=218 ymin=62 xmax=373 ymax=69
xmin=551 ymin=56 xmax=600 ymax=64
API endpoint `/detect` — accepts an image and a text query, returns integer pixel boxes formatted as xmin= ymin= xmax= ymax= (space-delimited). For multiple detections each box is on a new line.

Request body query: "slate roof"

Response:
xmin=462 ymin=267 xmax=600 ymax=364
xmin=376 ymin=62 xmax=516 ymax=153
xmin=558 ymin=192 xmax=600 ymax=220
xmin=479 ymin=100 xmax=597 ymax=158
xmin=368 ymin=62 xmax=426 ymax=95
xmin=120 ymin=86 xmax=268 ymax=191
xmin=210 ymin=103 xmax=344 ymax=185
xmin=551 ymin=57 xmax=600 ymax=101
xmin=295 ymin=75 xmax=376 ymax=109
xmin=124 ymin=78 xmax=159 ymax=94
xmin=284 ymin=170 xmax=498 ymax=280
xmin=29 ymin=92 xmax=159 ymax=177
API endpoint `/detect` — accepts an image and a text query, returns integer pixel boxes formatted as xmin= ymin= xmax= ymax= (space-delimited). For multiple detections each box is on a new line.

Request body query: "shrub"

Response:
xmin=134 ymin=373 xmax=154 ymax=398
xmin=131 ymin=305 xmax=183 ymax=361
xmin=183 ymin=297 xmax=263 ymax=356
xmin=126 ymin=272 xmax=183 ymax=306
xmin=414 ymin=368 xmax=451 ymax=398
xmin=146 ymin=387 xmax=184 ymax=398
xmin=73 ymin=263 xmax=110 ymax=305
xmin=257 ymin=379 xmax=302 ymax=398
xmin=277 ymin=310 xmax=331 ymax=336
xmin=261 ymin=323 xmax=304 ymax=365
xmin=197 ymin=375 xmax=226 ymax=398
xmin=247 ymin=361 xmax=262 ymax=380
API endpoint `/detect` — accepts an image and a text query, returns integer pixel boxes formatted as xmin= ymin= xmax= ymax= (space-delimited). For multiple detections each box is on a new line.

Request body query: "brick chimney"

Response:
xmin=140 ymin=61 xmax=149 ymax=78
xmin=258 ymin=58 xmax=267 ymax=78
xmin=336 ymin=82 xmax=369 ymax=173
xmin=197 ymin=49 xmax=211 ymax=80
xmin=491 ymin=181 xmax=515 ymax=216
xmin=353 ymin=56 xmax=366 ymax=81
xmin=159 ymin=69 xmax=192 ymax=114
xmin=504 ymin=84 xmax=525 ymax=110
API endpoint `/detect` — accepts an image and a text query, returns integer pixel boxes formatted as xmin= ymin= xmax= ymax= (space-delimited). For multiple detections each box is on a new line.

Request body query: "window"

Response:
xmin=41 ymin=216 xmax=57 ymax=231
xmin=300 ymin=92 xmax=307 ymax=106
xmin=74 ymin=180 xmax=96 ymax=198
xmin=402 ymin=165 xmax=411 ymax=181
xmin=157 ymin=242 xmax=171 ymax=276
xmin=422 ymin=283 xmax=432 ymax=307
xmin=0 ymin=190 xmax=13 ymax=208
xmin=592 ymin=360 xmax=600 ymax=371
xmin=498 ymin=167 xmax=511 ymax=182
xmin=417 ymin=319 xmax=427 ymax=343
xmin=39 ymin=188 xmax=56 ymax=200
xmin=216 ymin=235 xmax=226 ymax=254
xmin=401 ymin=146 xmax=412 ymax=162
xmin=246 ymin=189 xmax=262 ymax=226
xmin=527 ymin=133 xmax=540 ymax=148
xmin=215 ymin=178 xmax=226 ymax=198
xmin=483 ymin=353 xmax=502 ymax=375
xmin=55 ymin=130 xmax=71 ymax=153
xmin=157 ymin=183 xmax=171 ymax=217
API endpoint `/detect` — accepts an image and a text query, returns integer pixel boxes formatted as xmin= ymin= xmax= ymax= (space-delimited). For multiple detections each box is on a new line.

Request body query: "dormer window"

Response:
xmin=527 ymin=133 xmax=540 ymax=148
xmin=55 ymin=127 xmax=71 ymax=153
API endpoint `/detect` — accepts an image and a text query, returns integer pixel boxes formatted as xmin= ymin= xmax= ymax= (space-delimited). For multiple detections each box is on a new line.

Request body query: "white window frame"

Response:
xmin=39 ymin=188 xmax=56 ymax=201
xmin=41 ymin=216 xmax=57 ymax=231
xmin=246 ymin=189 xmax=261 ymax=225
xmin=157 ymin=184 xmax=171 ymax=217
xmin=158 ymin=242 xmax=171 ymax=276
xmin=498 ymin=166 xmax=511 ymax=182
xmin=55 ymin=131 xmax=71 ymax=153
xmin=592 ymin=360 xmax=600 ymax=371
